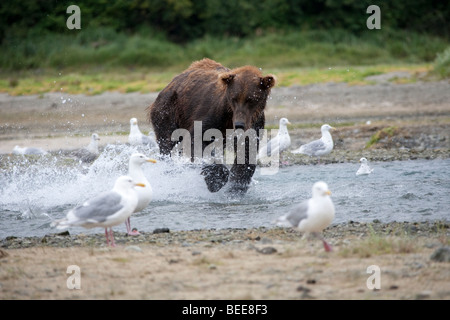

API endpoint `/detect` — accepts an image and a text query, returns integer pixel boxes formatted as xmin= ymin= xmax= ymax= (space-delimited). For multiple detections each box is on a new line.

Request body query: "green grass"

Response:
xmin=0 ymin=64 xmax=433 ymax=96
xmin=265 ymin=121 xmax=359 ymax=130
xmin=432 ymin=46 xmax=450 ymax=78
xmin=339 ymin=225 xmax=417 ymax=258
xmin=0 ymin=28 xmax=447 ymax=95
xmin=0 ymin=69 xmax=178 ymax=95
xmin=365 ymin=126 xmax=399 ymax=149
xmin=2 ymin=28 xmax=448 ymax=70
xmin=340 ymin=235 xmax=417 ymax=258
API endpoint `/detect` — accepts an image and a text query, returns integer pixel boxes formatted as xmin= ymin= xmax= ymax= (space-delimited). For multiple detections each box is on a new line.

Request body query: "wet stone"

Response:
xmin=258 ymin=247 xmax=277 ymax=255
xmin=153 ymin=228 xmax=170 ymax=234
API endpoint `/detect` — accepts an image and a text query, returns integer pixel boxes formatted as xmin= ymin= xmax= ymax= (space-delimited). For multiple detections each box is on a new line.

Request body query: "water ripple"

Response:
xmin=1 ymin=149 xmax=449 ymax=238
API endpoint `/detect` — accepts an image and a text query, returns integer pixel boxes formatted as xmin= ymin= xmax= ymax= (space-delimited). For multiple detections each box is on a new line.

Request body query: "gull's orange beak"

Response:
xmin=135 ymin=183 xmax=146 ymax=188
xmin=325 ymin=190 xmax=332 ymax=196
xmin=146 ymin=159 xmax=157 ymax=163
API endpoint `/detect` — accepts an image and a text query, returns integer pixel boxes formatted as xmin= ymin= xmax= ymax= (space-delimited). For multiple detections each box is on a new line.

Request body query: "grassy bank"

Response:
xmin=2 ymin=29 xmax=448 ymax=70
xmin=0 ymin=64 xmax=431 ymax=96
xmin=0 ymin=29 xmax=448 ymax=95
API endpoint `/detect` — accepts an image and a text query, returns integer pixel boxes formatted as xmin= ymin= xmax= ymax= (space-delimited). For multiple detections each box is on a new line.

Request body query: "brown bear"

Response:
xmin=147 ymin=58 xmax=275 ymax=195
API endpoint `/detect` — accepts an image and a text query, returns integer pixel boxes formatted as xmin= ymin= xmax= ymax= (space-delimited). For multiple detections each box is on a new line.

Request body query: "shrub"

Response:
xmin=433 ymin=47 xmax=450 ymax=78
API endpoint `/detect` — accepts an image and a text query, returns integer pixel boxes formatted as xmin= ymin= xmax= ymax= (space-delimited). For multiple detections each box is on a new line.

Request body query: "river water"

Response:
xmin=0 ymin=145 xmax=448 ymax=239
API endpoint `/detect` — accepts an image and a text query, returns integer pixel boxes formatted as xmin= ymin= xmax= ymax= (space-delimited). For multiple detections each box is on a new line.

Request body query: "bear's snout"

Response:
xmin=234 ymin=121 xmax=245 ymax=130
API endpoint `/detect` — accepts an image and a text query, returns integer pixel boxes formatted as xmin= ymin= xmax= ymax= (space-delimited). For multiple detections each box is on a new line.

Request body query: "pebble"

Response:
xmin=153 ymin=228 xmax=170 ymax=234
xmin=257 ymin=247 xmax=277 ymax=255
xmin=260 ymin=237 xmax=273 ymax=244
xmin=389 ymin=285 xmax=399 ymax=290
xmin=415 ymin=290 xmax=433 ymax=300
xmin=296 ymin=285 xmax=311 ymax=293
xmin=0 ymin=249 xmax=9 ymax=259
xmin=124 ymin=245 xmax=142 ymax=252
xmin=168 ymin=259 xmax=180 ymax=264
xmin=430 ymin=246 xmax=450 ymax=262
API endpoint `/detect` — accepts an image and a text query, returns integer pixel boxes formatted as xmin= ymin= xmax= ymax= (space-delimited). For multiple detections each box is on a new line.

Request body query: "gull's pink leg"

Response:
xmin=104 ymin=228 xmax=110 ymax=246
xmin=281 ymin=152 xmax=289 ymax=166
xmin=109 ymin=228 xmax=116 ymax=247
xmin=125 ymin=217 xmax=140 ymax=236
xmin=323 ymin=239 xmax=332 ymax=252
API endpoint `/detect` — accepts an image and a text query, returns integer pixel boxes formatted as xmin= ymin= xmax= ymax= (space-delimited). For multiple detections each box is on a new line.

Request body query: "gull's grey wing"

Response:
xmin=72 ymin=148 xmax=98 ymax=163
xmin=301 ymin=139 xmax=326 ymax=156
xmin=72 ymin=192 xmax=124 ymax=223
xmin=264 ymin=135 xmax=279 ymax=157
xmin=286 ymin=201 xmax=309 ymax=227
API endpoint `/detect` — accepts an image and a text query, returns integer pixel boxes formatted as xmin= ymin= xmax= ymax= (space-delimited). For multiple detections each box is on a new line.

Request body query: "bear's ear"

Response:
xmin=219 ymin=72 xmax=236 ymax=85
xmin=260 ymin=75 xmax=275 ymax=89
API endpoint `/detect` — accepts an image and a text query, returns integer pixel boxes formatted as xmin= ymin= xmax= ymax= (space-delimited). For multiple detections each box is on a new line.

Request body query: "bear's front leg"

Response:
xmin=227 ymin=164 xmax=256 ymax=196
xmin=201 ymin=164 xmax=230 ymax=193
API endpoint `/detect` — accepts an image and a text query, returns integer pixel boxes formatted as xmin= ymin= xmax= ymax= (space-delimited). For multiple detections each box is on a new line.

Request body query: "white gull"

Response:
xmin=124 ymin=153 xmax=157 ymax=236
xmin=356 ymin=157 xmax=374 ymax=176
xmin=258 ymin=117 xmax=291 ymax=162
xmin=274 ymin=181 xmax=335 ymax=252
xmin=52 ymin=176 xmax=145 ymax=247
xmin=292 ymin=124 xmax=335 ymax=163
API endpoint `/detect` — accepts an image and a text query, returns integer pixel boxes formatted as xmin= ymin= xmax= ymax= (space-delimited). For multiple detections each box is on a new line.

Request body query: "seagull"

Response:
xmin=274 ymin=181 xmax=335 ymax=252
xmin=258 ymin=118 xmax=291 ymax=163
xmin=292 ymin=124 xmax=336 ymax=164
xmin=12 ymin=145 xmax=47 ymax=155
xmin=72 ymin=133 xmax=101 ymax=163
xmin=356 ymin=157 xmax=374 ymax=176
xmin=52 ymin=176 xmax=145 ymax=247
xmin=128 ymin=118 xmax=158 ymax=149
xmin=125 ymin=153 xmax=157 ymax=236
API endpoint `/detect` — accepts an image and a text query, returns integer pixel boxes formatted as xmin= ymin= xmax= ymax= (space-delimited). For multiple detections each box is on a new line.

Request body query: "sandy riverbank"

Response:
xmin=1 ymin=79 xmax=449 ymax=300
xmin=1 ymin=221 xmax=449 ymax=300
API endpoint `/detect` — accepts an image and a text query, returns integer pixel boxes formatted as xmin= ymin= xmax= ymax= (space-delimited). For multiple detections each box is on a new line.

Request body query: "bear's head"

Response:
xmin=220 ymin=66 xmax=275 ymax=131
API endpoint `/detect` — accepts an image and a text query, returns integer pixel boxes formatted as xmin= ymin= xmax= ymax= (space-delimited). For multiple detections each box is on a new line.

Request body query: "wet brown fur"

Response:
xmin=147 ymin=58 xmax=275 ymax=194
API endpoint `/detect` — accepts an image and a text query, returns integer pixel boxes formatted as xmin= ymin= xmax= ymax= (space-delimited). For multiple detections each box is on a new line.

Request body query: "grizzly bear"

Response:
xmin=148 ymin=58 xmax=275 ymax=195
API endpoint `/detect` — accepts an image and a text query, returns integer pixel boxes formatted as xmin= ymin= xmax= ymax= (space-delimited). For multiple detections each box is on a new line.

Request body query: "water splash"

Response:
xmin=0 ymin=151 xmax=449 ymax=238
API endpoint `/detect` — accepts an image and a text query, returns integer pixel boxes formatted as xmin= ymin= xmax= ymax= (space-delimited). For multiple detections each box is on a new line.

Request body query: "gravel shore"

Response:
xmin=1 ymin=220 xmax=449 ymax=250
xmin=1 ymin=221 xmax=449 ymax=300
xmin=1 ymin=80 xmax=449 ymax=300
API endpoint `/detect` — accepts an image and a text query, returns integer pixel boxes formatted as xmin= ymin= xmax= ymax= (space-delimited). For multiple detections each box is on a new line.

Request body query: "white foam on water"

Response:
xmin=0 ymin=151 xmax=449 ymax=238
